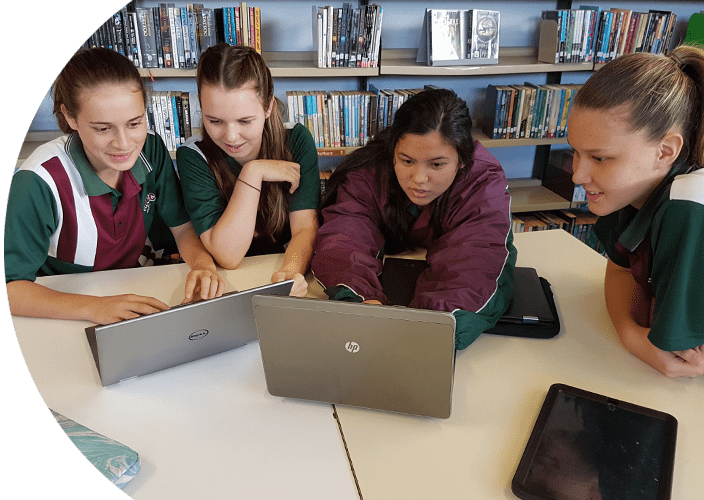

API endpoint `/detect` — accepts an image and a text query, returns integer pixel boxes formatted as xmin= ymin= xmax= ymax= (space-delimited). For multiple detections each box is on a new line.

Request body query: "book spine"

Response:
xmin=159 ymin=4 xmax=174 ymax=68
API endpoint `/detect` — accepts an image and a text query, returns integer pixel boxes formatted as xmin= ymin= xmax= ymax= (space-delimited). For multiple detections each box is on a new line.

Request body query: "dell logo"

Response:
xmin=345 ymin=342 xmax=360 ymax=353
xmin=189 ymin=329 xmax=209 ymax=341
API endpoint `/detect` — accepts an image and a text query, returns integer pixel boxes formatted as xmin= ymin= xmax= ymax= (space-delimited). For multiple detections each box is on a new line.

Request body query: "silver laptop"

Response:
xmin=86 ymin=280 xmax=294 ymax=386
xmin=252 ymin=296 xmax=457 ymax=418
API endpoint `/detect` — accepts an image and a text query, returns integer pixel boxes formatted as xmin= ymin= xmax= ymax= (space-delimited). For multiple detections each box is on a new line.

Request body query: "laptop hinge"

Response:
xmin=521 ymin=316 xmax=540 ymax=324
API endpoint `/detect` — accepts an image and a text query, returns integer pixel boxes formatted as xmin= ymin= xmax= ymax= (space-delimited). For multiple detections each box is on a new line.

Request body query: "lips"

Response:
xmin=108 ymin=152 xmax=133 ymax=163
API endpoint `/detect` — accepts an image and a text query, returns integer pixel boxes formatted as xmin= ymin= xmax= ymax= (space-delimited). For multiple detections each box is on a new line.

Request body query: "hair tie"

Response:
xmin=669 ymin=52 xmax=685 ymax=70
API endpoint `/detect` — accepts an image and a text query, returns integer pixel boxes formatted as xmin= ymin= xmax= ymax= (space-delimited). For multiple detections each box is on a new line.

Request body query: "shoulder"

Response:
xmin=669 ymin=169 xmax=704 ymax=206
xmin=287 ymin=123 xmax=316 ymax=151
xmin=177 ymin=135 xmax=207 ymax=160
xmin=17 ymin=136 xmax=70 ymax=174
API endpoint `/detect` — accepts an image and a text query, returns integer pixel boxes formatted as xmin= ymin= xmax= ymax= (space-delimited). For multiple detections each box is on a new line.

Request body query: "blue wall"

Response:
xmin=27 ymin=0 xmax=704 ymax=178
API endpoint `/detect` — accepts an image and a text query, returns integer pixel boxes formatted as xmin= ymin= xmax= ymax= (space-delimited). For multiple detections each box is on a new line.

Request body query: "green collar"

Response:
xmin=618 ymin=161 xmax=691 ymax=252
xmin=65 ymin=132 xmax=149 ymax=196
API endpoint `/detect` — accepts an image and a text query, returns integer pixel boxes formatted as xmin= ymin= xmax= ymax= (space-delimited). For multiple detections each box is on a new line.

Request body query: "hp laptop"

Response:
xmin=252 ymin=296 xmax=457 ymax=418
xmin=86 ymin=280 xmax=294 ymax=386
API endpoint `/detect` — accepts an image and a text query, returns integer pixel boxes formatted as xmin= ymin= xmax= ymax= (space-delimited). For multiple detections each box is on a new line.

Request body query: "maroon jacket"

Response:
xmin=312 ymin=140 xmax=517 ymax=349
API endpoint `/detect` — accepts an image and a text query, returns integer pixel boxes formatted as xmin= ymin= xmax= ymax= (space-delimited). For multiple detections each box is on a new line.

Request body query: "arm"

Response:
xmin=271 ymin=209 xmax=318 ymax=297
xmin=311 ymin=169 xmax=387 ymax=302
xmin=199 ymin=159 xmax=301 ymax=270
xmin=411 ymin=150 xmax=516 ymax=349
xmin=7 ymin=280 xmax=169 ymax=325
xmin=604 ymin=259 xmax=704 ymax=377
xmin=169 ymin=221 xmax=225 ymax=303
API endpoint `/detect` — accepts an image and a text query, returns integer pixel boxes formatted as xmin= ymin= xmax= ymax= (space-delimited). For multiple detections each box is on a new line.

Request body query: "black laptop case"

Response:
xmin=380 ymin=258 xmax=560 ymax=339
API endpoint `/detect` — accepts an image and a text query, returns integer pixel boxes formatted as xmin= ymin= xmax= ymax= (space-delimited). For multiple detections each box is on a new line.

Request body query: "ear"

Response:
xmin=60 ymin=104 xmax=79 ymax=131
xmin=265 ymin=96 xmax=275 ymax=119
xmin=657 ymin=130 xmax=684 ymax=169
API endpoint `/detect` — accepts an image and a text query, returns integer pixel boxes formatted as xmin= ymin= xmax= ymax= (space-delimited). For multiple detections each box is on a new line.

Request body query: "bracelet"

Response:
xmin=237 ymin=178 xmax=261 ymax=192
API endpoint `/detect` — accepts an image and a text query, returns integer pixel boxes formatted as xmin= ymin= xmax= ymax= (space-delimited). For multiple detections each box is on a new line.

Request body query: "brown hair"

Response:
xmin=196 ymin=43 xmax=291 ymax=238
xmin=574 ymin=44 xmax=704 ymax=168
xmin=52 ymin=47 xmax=146 ymax=134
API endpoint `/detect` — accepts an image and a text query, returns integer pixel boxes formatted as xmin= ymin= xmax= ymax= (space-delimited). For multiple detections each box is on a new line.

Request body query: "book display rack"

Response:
xmin=20 ymin=1 xmax=702 ymax=224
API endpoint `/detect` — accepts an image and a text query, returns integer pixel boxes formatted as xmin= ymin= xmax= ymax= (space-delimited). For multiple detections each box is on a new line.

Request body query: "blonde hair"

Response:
xmin=574 ymin=44 xmax=704 ymax=167
xmin=196 ymin=43 xmax=291 ymax=238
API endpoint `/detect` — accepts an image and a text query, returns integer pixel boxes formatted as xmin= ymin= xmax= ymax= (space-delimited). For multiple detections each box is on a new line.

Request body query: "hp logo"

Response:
xmin=345 ymin=341 xmax=360 ymax=353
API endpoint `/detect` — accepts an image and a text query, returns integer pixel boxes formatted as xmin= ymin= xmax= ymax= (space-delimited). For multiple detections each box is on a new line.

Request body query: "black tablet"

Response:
xmin=512 ymin=383 xmax=677 ymax=500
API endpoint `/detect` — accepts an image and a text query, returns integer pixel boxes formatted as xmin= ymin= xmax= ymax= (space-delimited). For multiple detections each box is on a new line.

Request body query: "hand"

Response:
xmin=271 ymin=271 xmax=308 ymax=297
xmin=635 ymin=338 xmax=704 ymax=378
xmin=89 ymin=294 xmax=170 ymax=325
xmin=667 ymin=345 xmax=704 ymax=378
xmin=245 ymin=159 xmax=301 ymax=193
xmin=363 ymin=299 xmax=382 ymax=305
xmin=182 ymin=269 xmax=227 ymax=303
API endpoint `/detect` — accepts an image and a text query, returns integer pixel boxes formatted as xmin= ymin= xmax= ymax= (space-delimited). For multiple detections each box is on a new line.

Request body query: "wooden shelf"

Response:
xmin=379 ymin=47 xmax=594 ymax=76
xmin=507 ymin=178 xmax=571 ymax=212
xmin=138 ymin=51 xmax=378 ymax=79
xmin=473 ymin=128 xmax=568 ymax=147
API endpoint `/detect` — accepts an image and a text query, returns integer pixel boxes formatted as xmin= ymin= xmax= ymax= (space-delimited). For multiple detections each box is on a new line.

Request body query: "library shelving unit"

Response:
xmin=19 ymin=1 xmax=700 ymax=215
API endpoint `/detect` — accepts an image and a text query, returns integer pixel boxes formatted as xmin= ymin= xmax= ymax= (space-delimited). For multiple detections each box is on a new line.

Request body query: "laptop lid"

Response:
xmin=252 ymin=296 xmax=457 ymax=419
xmin=497 ymin=267 xmax=555 ymax=326
xmin=86 ymin=280 xmax=293 ymax=386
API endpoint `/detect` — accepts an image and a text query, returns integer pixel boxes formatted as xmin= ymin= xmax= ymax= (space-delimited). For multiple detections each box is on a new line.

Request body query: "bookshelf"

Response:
xmin=19 ymin=0 xmax=702 ymax=216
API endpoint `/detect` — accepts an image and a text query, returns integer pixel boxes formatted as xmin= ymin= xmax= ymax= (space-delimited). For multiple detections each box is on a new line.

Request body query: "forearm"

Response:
xmin=279 ymin=226 xmax=316 ymax=276
xmin=172 ymin=222 xmax=218 ymax=272
xmin=201 ymin=174 xmax=262 ymax=269
xmin=8 ymin=280 xmax=100 ymax=321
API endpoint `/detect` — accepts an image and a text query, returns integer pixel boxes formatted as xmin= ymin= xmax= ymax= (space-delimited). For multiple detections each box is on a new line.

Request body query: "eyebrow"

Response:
xmin=89 ymin=113 xmax=144 ymax=125
xmin=397 ymin=152 xmax=451 ymax=161
xmin=202 ymin=114 xmax=256 ymax=120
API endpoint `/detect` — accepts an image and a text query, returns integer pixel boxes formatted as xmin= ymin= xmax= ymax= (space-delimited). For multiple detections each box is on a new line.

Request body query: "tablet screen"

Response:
xmin=512 ymin=384 xmax=677 ymax=500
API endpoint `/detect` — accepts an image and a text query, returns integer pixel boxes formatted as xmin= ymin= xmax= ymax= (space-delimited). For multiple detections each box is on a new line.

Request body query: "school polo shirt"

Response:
xmin=593 ymin=162 xmax=704 ymax=351
xmin=176 ymin=123 xmax=320 ymax=240
xmin=5 ymin=131 xmax=190 ymax=282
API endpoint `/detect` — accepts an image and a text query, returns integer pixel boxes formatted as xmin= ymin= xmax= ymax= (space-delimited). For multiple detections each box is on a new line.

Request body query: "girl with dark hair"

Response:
xmin=312 ymin=88 xmax=516 ymax=349
xmin=5 ymin=48 xmax=225 ymax=324
xmin=176 ymin=44 xmax=319 ymax=297
xmin=568 ymin=44 xmax=704 ymax=377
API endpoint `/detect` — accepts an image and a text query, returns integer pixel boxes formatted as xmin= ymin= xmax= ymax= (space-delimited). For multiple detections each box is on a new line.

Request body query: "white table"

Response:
xmin=11 ymin=254 xmax=358 ymax=500
xmin=334 ymin=230 xmax=704 ymax=499
xmin=9 ymin=230 xmax=703 ymax=499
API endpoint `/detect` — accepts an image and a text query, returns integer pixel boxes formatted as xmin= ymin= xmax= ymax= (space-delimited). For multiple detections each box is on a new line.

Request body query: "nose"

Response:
xmin=112 ymin=127 xmax=129 ymax=150
xmin=571 ymin=154 xmax=590 ymax=185
xmin=226 ymin=122 xmax=240 ymax=143
xmin=411 ymin=165 xmax=429 ymax=185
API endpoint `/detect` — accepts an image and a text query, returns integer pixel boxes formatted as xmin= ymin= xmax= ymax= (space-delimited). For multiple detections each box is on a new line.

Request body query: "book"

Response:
xmin=83 ymin=2 xmax=262 ymax=69
xmin=420 ymin=8 xmax=499 ymax=65
xmin=482 ymin=82 xmax=581 ymax=139
xmin=313 ymin=3 xmax=383 ymax=68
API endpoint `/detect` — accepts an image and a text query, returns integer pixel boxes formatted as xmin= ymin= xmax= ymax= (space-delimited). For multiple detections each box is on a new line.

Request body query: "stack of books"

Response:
xmin=511 ymin=209 xmax=603 ymax=253
xmin=83 ymin=2 xmax=262 ymax=70
xmin=593 ymin=8 xmax=677 ymax=63
xmin=418 ymin=9 xmax=500 ymax=66
xmin=145 ymin=90 xmax=201 ymax=152
xmin=483 ymin=84 xmax=581 ymax=140
xmin=313 ymin=3 xmax=384 ymax=68
xmin=286 ymin=87 xmax=423 ymax=149
xmin=540 ymin=7 xmax=677 ymax=65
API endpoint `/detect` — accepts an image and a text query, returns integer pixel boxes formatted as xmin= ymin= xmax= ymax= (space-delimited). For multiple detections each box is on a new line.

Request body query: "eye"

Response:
xmin=128 ymin=120 xmax=142 ymax=128
xmin=207 ymin=119 xmax=221 ymax=125
xmin=592 ymin=156 xmax=605 ymax=163
xmin=94 ymin=126 xmax=109 ymax=133
xmin=431 ymin=162 xmax=447 ymax=169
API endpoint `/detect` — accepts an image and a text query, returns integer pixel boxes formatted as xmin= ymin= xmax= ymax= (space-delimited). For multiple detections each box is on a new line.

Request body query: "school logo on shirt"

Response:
xmin=143 ymin=192 xmax=156 ymax=213
xmin=345 ymin=341 xmax=360 ymax=353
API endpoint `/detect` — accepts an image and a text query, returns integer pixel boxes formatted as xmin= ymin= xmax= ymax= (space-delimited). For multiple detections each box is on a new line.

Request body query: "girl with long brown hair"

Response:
xmin=177 ymin=44 xmax=319 ymax=296
xmin=5 ymin=48 xmax=225 ymax=323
